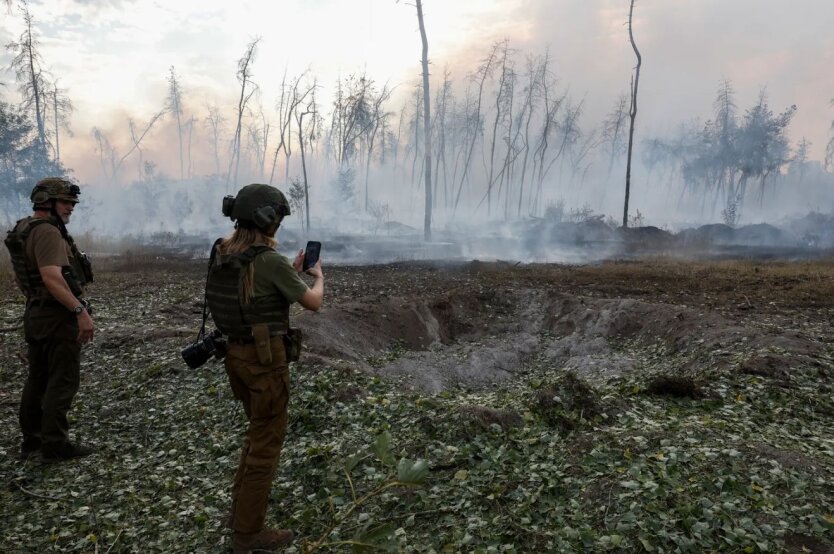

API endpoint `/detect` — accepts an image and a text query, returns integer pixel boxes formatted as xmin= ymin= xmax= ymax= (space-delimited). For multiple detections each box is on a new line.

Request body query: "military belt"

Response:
xmin=26 ymin=298 xmax=64 ymax=309
xmin=227 ymin=334 xmax=283 ymax=345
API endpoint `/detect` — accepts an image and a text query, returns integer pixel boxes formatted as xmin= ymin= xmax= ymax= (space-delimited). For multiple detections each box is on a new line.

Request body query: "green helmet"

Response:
xmin=30 ymin=177 xmax=81 ymax=206
xmin=222 ymin=183 xmax=291 ymax=230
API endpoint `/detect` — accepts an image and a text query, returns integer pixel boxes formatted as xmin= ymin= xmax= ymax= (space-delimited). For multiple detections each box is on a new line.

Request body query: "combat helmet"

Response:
xmin=222 ymin=184 xmax=290 ymax=231
xmin=30 ymin=177 xmax=80 ymax=208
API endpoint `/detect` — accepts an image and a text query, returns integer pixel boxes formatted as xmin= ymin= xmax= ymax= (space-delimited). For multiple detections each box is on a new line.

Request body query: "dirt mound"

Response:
xmin=786 ymin=211 xmax=834 ymax=247
xmin=620 ymin=226 xmax=676 ymax=249
xmin=732 ymin=223 xmax=796 ymax=247
xmin=296 ymin=286 xmax=825 ymax=392
xmin=678 ymin=223 xmax=736 ymax=247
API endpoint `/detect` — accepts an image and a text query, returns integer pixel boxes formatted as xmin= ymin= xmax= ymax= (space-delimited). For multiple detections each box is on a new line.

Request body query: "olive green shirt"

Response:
xmin=252 ymin=250 xmax=308 ymax=303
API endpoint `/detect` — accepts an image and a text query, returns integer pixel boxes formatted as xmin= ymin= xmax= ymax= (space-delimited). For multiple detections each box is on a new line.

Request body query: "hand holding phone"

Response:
xmin=303 ymin=241 xmax=321 ymax=272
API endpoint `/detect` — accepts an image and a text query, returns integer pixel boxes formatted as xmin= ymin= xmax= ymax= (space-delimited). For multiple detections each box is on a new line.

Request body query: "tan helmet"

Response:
xmin=30 ymin=177 xmax=80 ymax=207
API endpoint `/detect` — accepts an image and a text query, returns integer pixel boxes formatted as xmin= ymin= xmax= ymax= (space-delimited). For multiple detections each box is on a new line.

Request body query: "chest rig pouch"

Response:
xmin=205 ymin=242 xmax=294 ymax=365
xmin=4 ymin=217 xmax=92 ymax=299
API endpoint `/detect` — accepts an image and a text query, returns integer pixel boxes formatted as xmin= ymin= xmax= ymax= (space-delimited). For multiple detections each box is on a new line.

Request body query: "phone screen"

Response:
xmin=303 ymin=241 xmax=321 ymax=271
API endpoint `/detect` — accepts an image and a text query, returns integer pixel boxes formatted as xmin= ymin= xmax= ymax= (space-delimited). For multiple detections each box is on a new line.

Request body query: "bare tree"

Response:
xmin=602 ymin=93 xmax=629 ymax=176
xmin=329 ymin=73 xmax=373 ymax=167
xmin=204 ymin=103 xmax=226 ymax=177
xmin=516 ymin=53 xmax=542 ymax=216
xmin=623 ymin=0 xmax=642 ymax=228
xmin=50 ymin=81 xmax=73 ymax=163
xmin=530 ymin=50 xmax=565 ymax=215
xmin=296 ymin=84 xmax=319 ymax=231
xmin=246 ymin=107 xmax=270 ymax=180
xmin=484 ymin=39 xmax=511 ymax=216
xmin=7 ymin=1 xmax=49 ymax=152
xmin=826 ymin=98 xmax=834 ymax=171
xmin=792 ymin=137 xmax=811 ymax=184
xmin=433 ymin=67 xmax=452 ymax=208
xmin=362 ymin=83 xmax=392 ymax=212
xmin=92 ymin=128 xmax=117 ymax=181
xmin=227 ymin=38 xmax=260 ymax=188
xmin=126 ymin=111 xmax=165 ymax=181
xmin=269 ymin=70 xmax=312 ymax=185
xmin=166 ymin=66 xmax=185 ymax=179
xmin=92 ymin=111 xmax=164 ymax=183
xmin=185 ymin=115 xmax=195 ymax=178
xmin=454 ymin=42 xmax=499 ymax=211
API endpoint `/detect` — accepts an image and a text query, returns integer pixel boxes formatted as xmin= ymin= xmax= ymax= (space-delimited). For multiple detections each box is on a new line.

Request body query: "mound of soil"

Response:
xmin=296 ymin=283 xmax=825 ymax=392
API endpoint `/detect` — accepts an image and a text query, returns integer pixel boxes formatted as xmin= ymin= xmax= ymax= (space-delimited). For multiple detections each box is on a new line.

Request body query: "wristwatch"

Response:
xmin=73 ymin=305 xmax=85 ymax=315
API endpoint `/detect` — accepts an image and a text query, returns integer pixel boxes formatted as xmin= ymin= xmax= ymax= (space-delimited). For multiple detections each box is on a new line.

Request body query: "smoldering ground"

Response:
xmin=1 ymin=256 xmax=832 ymax=551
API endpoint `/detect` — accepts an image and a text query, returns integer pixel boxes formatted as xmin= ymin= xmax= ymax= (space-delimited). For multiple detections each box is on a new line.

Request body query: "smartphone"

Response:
xmin=303 ymin=241 xmax=321 ymax=271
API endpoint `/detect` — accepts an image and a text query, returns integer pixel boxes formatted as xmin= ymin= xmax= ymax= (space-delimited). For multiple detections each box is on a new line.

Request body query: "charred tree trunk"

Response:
xmin=416 ymin=0 xmax=433 ymax=241
xmin=623 ymin=0 xmax=642 ymax=228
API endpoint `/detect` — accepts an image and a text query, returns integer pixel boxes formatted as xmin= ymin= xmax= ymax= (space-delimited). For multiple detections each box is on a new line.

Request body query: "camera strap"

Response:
xmin=197 ymin=238 xmax=224 ymax=342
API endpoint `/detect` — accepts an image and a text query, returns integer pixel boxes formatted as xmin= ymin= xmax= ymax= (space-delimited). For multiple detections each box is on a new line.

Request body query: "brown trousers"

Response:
xmin=20 ymin=303 xmax=82 ymax=450
xmin=225 ymin=336 xmax=291 ymax=534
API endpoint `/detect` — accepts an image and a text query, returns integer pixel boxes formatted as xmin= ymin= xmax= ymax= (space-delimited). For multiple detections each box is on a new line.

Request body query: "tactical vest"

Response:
xmin=4 ymin=217 xmax=92 ymax=299
xmin=205 ymin=244 xmax=290 ymax=339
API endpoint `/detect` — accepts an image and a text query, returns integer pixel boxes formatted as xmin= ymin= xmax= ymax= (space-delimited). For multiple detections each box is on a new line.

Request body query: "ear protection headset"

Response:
xmin=222 ymin=196 xmax=290 ymax=230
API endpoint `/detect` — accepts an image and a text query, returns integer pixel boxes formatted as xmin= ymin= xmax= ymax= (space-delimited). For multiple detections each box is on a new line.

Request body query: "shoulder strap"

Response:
xmin=199 ymin=238 xmax=226 ymax=341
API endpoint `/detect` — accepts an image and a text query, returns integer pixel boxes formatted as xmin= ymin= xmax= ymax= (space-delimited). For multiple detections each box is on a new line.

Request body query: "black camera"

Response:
xmin=181 ymin=329 xmax=227 ymax=369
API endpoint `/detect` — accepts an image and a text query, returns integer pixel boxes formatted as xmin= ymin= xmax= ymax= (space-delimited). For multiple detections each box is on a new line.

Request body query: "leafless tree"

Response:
xmin=432 ymin=67 xmax=452 ymax=208
xmin=269 ymin=69 xmax=313 ymax=186
xmin=50 ymin=81 xmax=73 ymax=163
xmin=92 ymin=128 xmax=117 ymax=182
xmin=530 ymin=50 xmax=566 ymax=214
xmin=227 ymin=38 xmax=260 ymax=188
xmin=296 ymin=84 xmax=319 ymax=231
xmin=246 ymin=107 xmax=270 ymax=180
xmin=92 ymin=111 xmax=164 ymax=183
xmin=484 ymin=39 xmax=512 ymax=216
xmin=185 ymin=115 xmax=195 ymax=178
xmin=623 ymin=0 xmax=642 ymax=228
xmin=454 ymin=42 xmax=499 ymax=211
xmin=792 ymin=137 xmax=811 ymax=184
xmin=166 ymin=66 xmax=185 ymax=179
xmin=362 ymin=83 xmax=392 ymax=211
xmin=126 ymin=111 xmax=165 ymax=181
xmin=826 ymin=98 xmax=834 ymax=171
xmin=329 ymin=73 xmax=373 ymax=167
xmin=515 ymin=53 xmax=542 ymax=216
xmin=414 ymin=0 xmax=433 ymax=240
xmin=602 ymin=92 xmax=629 ymax=176
xmin=204 ymin=103 xmax=226 ymax=177
xmin=7 ymin=1 xmax=49 ymax=151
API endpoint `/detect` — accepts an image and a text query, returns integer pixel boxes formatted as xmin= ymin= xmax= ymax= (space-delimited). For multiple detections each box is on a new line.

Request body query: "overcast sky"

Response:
xmin=2 ymin=0 xmax=833 ymax=181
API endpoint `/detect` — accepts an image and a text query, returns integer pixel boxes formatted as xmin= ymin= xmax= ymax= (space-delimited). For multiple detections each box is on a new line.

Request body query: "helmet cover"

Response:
xmin=31 ymin=177 xmax=80 ymax=206
xmin=228 ymin=183 xmax=291 ymax=230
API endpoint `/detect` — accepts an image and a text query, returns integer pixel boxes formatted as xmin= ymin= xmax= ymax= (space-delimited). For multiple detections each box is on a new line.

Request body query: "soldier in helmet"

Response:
xmin=4 ymin=177 xmax=95 ymax=462
xmin=205 ymin=183 xmax=324 ymax=552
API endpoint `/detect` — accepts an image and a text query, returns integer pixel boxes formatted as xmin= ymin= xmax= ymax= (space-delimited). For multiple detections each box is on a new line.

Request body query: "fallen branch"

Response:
xmin=104 ymin=529 xmax=123 ymax=554
xmin=14 ymin=481 xmax=65 ymax=502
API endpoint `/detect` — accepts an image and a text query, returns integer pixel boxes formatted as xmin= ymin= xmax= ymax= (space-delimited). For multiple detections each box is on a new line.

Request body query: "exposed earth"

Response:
xmin=0 ymin=254 xmax=832 ymax=552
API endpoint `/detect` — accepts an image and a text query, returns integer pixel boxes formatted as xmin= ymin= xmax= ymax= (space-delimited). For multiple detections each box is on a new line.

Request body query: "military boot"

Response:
xmin=232 ymin=527 xmax=294 ymax=553
xmin=41 ymin=442 xmax=94 ymax=463
xmin=19 ymin=438 xmax=41 ymax=461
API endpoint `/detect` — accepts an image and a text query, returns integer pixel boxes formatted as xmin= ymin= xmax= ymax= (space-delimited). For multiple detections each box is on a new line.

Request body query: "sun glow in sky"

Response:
xmin=2 ymin=0 xmax=833 ymax=183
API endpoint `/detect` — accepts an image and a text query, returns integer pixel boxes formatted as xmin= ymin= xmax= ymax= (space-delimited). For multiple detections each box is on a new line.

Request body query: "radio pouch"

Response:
xmin=252 ymin=324 xmax=273 ymax=365
xmin=283 ymin=328 xmax=303 ymax=362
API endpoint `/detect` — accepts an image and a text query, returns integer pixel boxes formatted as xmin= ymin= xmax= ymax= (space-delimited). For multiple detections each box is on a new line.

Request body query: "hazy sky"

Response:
xmin=2 ymin=0 xmax=833 ymax=182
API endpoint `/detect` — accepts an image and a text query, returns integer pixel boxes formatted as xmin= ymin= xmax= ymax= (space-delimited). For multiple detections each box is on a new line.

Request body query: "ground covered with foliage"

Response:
xmin=0 ymin=255 xmax=832 ymax=552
